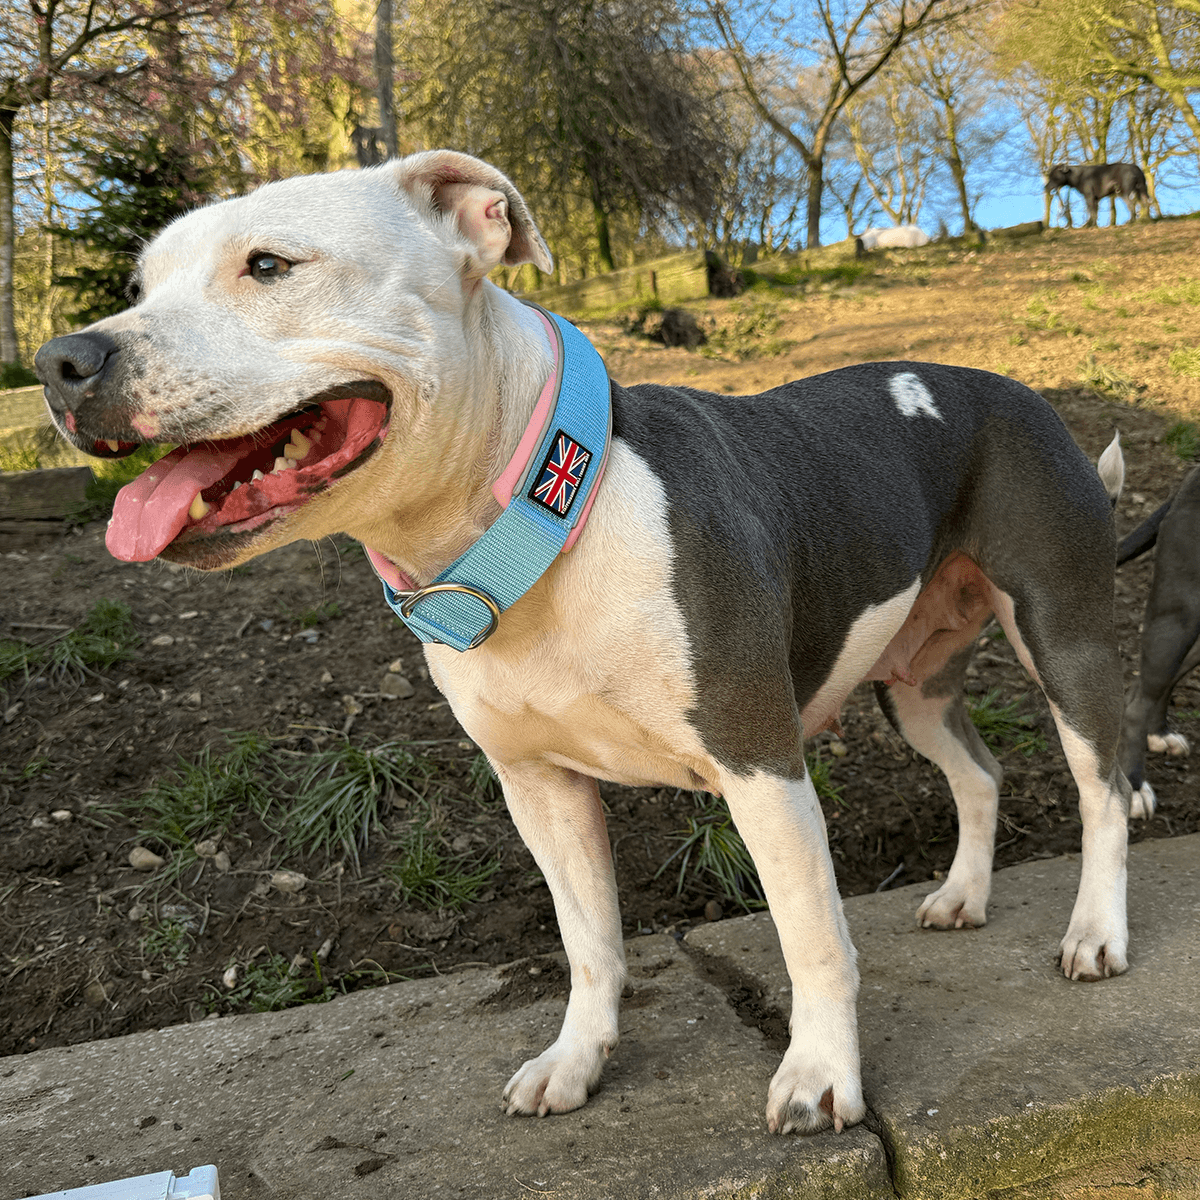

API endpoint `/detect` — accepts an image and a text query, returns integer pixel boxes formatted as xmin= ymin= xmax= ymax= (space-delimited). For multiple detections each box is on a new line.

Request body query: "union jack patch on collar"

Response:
xmin=529 ymin=429 xmax=592 ymax=518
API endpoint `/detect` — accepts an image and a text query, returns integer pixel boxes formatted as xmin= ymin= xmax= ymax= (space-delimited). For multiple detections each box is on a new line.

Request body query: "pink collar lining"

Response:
xmin=364 ymin=308 xmax=607 ymax=594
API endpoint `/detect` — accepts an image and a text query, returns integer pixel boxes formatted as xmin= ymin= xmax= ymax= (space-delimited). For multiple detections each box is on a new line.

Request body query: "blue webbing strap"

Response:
xmin=377 ymin=307 xmax=611 ymax=651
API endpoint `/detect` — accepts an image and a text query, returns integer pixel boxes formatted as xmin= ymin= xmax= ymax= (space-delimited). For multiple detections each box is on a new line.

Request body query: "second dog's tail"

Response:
xmin=1117 ymin=498 xmax=1172 ymax=565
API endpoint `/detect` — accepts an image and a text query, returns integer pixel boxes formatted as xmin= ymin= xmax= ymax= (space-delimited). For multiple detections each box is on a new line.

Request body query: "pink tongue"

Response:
xmin=106 ymin=441 xmax=247 ymax=561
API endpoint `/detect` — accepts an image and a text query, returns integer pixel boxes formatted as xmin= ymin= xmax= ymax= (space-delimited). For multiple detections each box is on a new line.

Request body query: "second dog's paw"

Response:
xmin=765 ymin=1047 xmax=865 ymax=1135
xmin=1129 ymin=780 xmax=1156 ymax=820
xmin=1060 ymin=926 xmax=1128 ymax=982
xmin=916 ymin=883 xmax=987 ymax=930
xmin=502 ymin=1039 xmax=611 ymax=1118
xmin=1147 ymin=731 xmax=1190 ymax=758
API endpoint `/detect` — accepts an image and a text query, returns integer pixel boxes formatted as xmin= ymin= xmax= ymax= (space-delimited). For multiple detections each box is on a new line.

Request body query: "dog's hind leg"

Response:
xmin=495 ymin=761 xmax=626 ymax=1117
xmin=720 ymin=767 xmax=865 ymax=1135
xmin=990 ymin=589 xmax=1132 ymax=980
xmin=874 ymin=640 xmax=1003 ymax=930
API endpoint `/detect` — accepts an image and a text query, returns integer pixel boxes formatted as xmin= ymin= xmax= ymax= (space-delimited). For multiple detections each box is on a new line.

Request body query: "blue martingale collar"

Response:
xmin=365 ymin=304 xmax=612 ymax=652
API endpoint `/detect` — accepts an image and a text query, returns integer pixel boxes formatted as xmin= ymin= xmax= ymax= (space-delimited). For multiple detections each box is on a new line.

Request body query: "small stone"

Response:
xmin=30 ymin=815 xmax=51 ymax=829
xmin=379 ymin=673 xmax=414 ymax=699
xmin=51 ymin=809 xmax=73 ymax=823
xmin=129 ymin=846 xmax=165 ymax=871
xmin=271 ymin=869 xmax=307 ymax=894
xmin=213 ymin=850 xmax=232 ymax=872
xmin=387 ymin=658 xmax=405 ymax=673
xmin=150 ymin=634 xmax=174 ymax=647
xmin=84 ymin=981 xmax=110 ymax=1007
xmin=182 ymin=691 xmax=202 ymax=708
xmin=148 ymin=613 xmax=162 ymax=625
xmin=828 ymin=740 xmax=848 ymax=758
xmin=127 ymin=903 xmax=147 ymax=921
xmin=320 ymin=670 xmax=334 ymax=684
xmin=704 ymin=900 xmax=723 ymax=922
xmin=223 ymin=964 xmax=239 ymax=989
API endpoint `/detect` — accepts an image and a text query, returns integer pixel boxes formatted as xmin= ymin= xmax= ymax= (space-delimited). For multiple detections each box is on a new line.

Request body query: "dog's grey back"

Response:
xmin=612 ymin=362 xmax=1114 ymax=768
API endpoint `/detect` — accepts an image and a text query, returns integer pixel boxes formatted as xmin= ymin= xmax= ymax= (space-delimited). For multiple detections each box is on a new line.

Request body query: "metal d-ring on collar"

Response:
xmin=368 ymin=303 xmax=612 ymax=653
xmin=397 ymin=582 xmax=501 ymax=650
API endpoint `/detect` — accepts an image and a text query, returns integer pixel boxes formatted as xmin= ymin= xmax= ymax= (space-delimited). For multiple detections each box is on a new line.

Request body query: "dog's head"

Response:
xmin=35 ymin=152 xmax=553 ymax=570
xmin=1044 ymin=164 xmax=1072 ymax=191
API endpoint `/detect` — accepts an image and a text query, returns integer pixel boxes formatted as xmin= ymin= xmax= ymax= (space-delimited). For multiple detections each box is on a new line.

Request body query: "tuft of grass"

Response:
xmin=1167 ymin=347 xmax=1200 ymax=380
xmin=297 ymin=600 xmax=341 ymax=628
xmin=700 ymin=300 xmax=789 ymax=361
xmin=1146 ymin=280 xmax=1200 ymax=307
xmin=657 ymin=792 xmax=766 ymax=912
xmin=466 ymin=752 xmax=503 ymax=807
xmin=1163 ymin=421 xmax=1199 ymax=460
xmin=807 ymin=748 xmax=845 ymax=806
xmin=1079 ymin=354 xmax=1140 ymax=401
xmin=139 ymin=918 xmax=192 ymax=972
xmin=218 ymin=953 xmax=335 ymax=1013
xmin=271 ymin=740 xmax=433 ymax=867
xmin=384 ymin=825 xmax=499 ymax=910
xmin=0 ymin=598 xmax=140 ymax=684
xmin=122 ymin=732 xmax=273 ymax=889
xmin=0 ymin=442 xmax=42 ymax=471
xmin=968 ymin=689 xmax=1047 ymax=757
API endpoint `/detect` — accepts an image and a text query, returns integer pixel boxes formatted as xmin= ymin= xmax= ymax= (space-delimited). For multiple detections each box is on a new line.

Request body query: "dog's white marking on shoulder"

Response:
xmin=889 ymin=372 xmax=942 ymax=421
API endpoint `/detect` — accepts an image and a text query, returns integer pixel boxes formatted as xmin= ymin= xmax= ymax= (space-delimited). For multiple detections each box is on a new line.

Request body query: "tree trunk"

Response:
xmin=805 ymin=155 xmax=824 ymax=250
xmin=375 ymin=0 xmax=398 ymax=160
xmin=0 ymin=103 xmax=18 ymax=364
xmin=589 ymin=172 xmax=615 ymax=272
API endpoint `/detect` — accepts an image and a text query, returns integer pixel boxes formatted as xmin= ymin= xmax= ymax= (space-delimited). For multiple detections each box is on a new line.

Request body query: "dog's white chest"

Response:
xmin=423 ymin=444 xmax=719 ymax=791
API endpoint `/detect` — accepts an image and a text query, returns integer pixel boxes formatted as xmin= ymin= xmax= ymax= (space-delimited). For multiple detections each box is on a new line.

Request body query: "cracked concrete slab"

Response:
xmin=4 ymin=837 xmax=1197 ymax=1200
xmin=2 ymin=934 xmax=890 ymax=1199
xmin=687 ymin=832 xmax=1200 ymax=1199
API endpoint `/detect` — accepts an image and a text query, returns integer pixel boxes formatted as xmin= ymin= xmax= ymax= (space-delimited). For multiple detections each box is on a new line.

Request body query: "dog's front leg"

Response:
xmin=722 ymin=769 xmax=865 ymax=1135
xmin=494 ymin=760 xmax=626 ymax=1117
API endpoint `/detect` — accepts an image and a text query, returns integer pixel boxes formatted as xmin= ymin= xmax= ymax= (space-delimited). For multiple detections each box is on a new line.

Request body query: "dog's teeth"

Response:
xmin=273 ymin=456 xmax=296 ymax=473
xmin=105 ymin=439 xmax=120 ymax=452
xmin=251 ymin=469 xmax=265 ymax=482
xmin=283 ymin=428 xmax=311 ymax=460
xmin=230 ymin=481 xmax=243 ymax=492
xmin=189 ymin=493 xmax=210 ymax=520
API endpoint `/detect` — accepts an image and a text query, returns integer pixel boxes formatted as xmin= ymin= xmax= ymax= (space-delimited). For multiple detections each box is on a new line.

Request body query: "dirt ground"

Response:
xmin=2 ymin=218 xmax=1198 ymax=1058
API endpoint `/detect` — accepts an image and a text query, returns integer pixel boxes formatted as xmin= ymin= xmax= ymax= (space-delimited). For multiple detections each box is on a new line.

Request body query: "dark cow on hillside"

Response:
xmin=1045 ymin=162 xmax=1150 ymax=227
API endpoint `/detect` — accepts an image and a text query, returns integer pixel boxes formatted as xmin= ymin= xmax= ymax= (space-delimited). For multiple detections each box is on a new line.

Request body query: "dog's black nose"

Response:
xmin=35 ymin=331 xmax=120 ymax=415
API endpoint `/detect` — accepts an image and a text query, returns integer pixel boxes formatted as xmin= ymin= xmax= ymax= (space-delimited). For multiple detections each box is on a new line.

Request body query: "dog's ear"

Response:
xmin=393 ymin=151 xmax=554 ymax=278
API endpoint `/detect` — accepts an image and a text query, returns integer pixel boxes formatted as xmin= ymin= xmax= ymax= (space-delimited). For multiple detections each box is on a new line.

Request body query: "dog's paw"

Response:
xmin=1147 ymin=731 xmax=1190 ymax=758
xmin=765 ymin=1045 xmax=865 ymax=1135
xmin=1129 ymin=780 xmax=1156 ymax=820
xmin=916 ymin=882 xmax=987 ymax=930
xmin=502 ymin=1038 xmax=611 ymax=1118
xmin=1060 ymin=926 xmax=1128 ymax=981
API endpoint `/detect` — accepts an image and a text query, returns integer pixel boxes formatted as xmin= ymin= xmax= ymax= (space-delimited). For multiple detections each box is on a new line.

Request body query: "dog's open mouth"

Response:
xmin=105 ymin=383 xmax=390 ymax=562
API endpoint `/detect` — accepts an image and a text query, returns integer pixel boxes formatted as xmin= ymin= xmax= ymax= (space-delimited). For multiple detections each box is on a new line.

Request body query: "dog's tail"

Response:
xmin=1097 ymin=431 xmax=1124 ymax=507
xmin=1117 ymin=497 xmax=1172 ymax=565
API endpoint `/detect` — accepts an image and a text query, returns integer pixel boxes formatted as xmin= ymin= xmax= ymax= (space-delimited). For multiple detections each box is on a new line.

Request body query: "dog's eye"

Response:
xmin=247 ymin=253 xmax=293 ymax=283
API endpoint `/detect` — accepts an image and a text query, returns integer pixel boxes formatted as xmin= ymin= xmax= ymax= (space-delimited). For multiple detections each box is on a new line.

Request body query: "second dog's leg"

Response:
xmin=496 ymin=761 xmax=626 ymax=1117
xmin=874 ymin=645 xmax=1003 ymax=929
xmin=721 ymin=768 xmax=864 ymax=1135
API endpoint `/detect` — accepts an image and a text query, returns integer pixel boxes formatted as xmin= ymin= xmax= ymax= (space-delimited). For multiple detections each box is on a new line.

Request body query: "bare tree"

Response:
xmin=398 ymin=0 xmax=728 ymax=274
xmin=846 ymin=70 xmax=935 ymax=225
xmin=705 ymin=0 xmax=970 ymax=247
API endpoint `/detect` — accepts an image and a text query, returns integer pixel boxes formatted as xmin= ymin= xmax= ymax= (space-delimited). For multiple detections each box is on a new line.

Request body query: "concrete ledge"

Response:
xmin=3 ymin=836 xmax=1198 ymax=1199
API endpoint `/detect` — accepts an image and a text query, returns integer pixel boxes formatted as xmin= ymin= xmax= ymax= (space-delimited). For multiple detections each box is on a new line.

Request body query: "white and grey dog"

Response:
xmin=36 ymin=151 xmax=1141 ymax=1136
